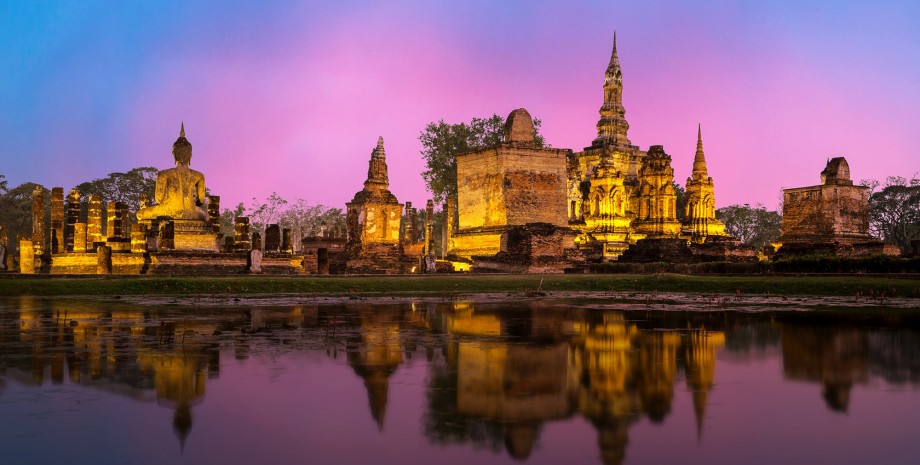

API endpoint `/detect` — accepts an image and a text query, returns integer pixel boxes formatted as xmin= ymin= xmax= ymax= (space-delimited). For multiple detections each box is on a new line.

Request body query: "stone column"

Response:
xmin=131 ymin=223 xmax=148 ymax=253
xmin=73 ymin=223 xmax=88 ymax=253
xmin=252 ymin=232 xmax=262 ymax=252
xmin=65 ymin=188 xmax=80 ymax=252
xmin=31 ymin=187 xmax=45 ymax=256
xmin=425 ymin=200 xmax=434 ymax=255
xmin=234 ymin=216 xmax=251 ymax=251
xmin=208 ymin=195 xmax=221 ymax=233
xmin=446 ymin=195 xmax=456 ymax=257
xmin=97 ymin=245 xmax=112 ymax=274
xmin=19 ymin=238 xmax=35 ymax=274
xmin=265 ymin=224 xmax=281 ymax=253
xmin=107 ymin=201 xmax=127 ymax=239
xmin=404 ymin=201 xmax=414 ymax=243
xmin=87 ymin=195 xmax=103 ymax=247
xmin=282 ymin=228 xmax=292 ymax=254
xmin=50 ymin=187 xmax=64 ymax=254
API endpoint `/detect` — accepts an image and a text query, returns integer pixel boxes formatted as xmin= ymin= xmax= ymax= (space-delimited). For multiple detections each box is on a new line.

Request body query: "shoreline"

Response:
xmin=1 ymin=273 xmax=917 ymax=308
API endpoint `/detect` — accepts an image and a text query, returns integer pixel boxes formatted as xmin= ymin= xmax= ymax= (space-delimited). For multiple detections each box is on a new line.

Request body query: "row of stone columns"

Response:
xmin=27 ymin=186 xmax=130 ymax=256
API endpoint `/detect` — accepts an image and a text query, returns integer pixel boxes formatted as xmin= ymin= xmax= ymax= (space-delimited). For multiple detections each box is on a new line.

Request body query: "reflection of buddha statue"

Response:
xmin=137 ymin=123 xmax=208 ymax=222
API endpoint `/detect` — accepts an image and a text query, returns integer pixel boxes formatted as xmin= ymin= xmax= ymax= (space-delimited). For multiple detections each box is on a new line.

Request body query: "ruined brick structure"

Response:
xmin=452 ymin=108 xmax=573 ymax=259
xmin=778 ymin=157 xmax=898 ymax=257
xmin=342 ymin=137 xmax=415 ymax=273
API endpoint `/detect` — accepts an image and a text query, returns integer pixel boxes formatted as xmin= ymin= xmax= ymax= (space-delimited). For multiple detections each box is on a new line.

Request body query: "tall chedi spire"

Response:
xmin=692 ymin=124 xmax=708 ymax=179
xmin=592 ymin=32 xmax=631 ymax=147
xmin=364 ymin=136 xmax=390 ymax=191
xmin=683 ymin=124 xmax=726 ymax=239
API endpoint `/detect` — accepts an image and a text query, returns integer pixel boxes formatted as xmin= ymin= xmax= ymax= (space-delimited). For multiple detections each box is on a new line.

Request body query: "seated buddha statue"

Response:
xmin=137 ymin=123 xmax=209 ymax=222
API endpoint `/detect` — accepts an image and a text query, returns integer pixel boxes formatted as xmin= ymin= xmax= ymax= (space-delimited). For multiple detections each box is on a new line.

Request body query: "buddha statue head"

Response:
xmin=173 ymin=122 xmax=193 ymax=166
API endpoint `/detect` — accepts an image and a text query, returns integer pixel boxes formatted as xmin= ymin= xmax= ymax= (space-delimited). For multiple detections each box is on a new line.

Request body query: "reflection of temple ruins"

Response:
xmin=7 ymin=301 xmax=920 ymax=463
xmin=2 ymin=299 xmax=221 ymax=451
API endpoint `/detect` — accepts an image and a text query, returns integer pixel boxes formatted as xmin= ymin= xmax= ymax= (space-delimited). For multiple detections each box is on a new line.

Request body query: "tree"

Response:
xmin=716 ymin=203 xmax=782 ymax=250
xmin=866 ymin=176 xmax=920 ymax=253
xmin=673 ymin=182 xmax=686 ymax=221
xmin=248 ymin=192 xmax=288 ymax=234
xmin=219 ymin=202 xmax=246 ymax=238
xmin=74 ymin=167 xmax=158 ymax=213
xmin=0 ymin=181 xmax=47 ymax=247
xmin=420 ymin=114 xmax=545 ymax=203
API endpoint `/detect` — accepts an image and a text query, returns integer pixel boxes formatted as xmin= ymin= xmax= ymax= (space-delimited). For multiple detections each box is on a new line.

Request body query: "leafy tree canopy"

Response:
xmin=864 ymin=176 xmax=920 ymax=253
xmin=716 ymin=203 xmax=782 ymax=250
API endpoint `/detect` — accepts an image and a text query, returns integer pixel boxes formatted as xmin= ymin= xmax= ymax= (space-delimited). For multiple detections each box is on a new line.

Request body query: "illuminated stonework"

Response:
xmin=566 ymin=37 xmax=733 ymax=260
xmin=137 ymin=123 xmax=219 ymax=252
xmin=452 ymin=109 xmax=572 ymax=259
xmin=343 ymin=137 xmax=414 ymax=273
xmin=631 ymin=145 xmax=681 ymax=237
xmin=778 ymin=157 xmax=897 ymax=257
xmin=682 ymin=126 xmax=726 ymax=241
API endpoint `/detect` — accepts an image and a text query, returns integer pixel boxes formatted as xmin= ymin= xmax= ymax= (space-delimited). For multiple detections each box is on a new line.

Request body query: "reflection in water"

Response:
xmin=2 ymin=298 xmax=920 ymax=464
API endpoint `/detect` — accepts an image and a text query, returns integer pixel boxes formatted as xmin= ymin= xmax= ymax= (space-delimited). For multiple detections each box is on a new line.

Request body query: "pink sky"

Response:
xmin=2 ymin=1 xmax=918 ymax=211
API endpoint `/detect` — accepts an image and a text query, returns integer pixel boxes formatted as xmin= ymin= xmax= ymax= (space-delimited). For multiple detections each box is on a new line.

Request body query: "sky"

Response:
xmin=1 ymin=0 xmax=918 ymax=211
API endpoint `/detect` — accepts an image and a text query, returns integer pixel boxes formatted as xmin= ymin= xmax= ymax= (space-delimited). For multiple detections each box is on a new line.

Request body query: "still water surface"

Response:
xmin=1 ymin=297 xmax=919 ymax=465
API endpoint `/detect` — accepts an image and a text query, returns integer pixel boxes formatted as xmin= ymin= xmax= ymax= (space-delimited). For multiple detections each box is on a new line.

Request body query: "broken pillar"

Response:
xmin=208 ymin=195 xmax=221 ymax=233
xmin=87 ymin=195 xmax=103 ymax=248
xmin=252 ymin=232 xmax=262 ymax=252
xmin=265 ymin=224 xmax=280 ymax=253
xmin=31 ymin=187 xmax=45 ymax=256
xmin=425 ymin=199 xmax=434 ymax=255
xmin=51 ymin=187 xmax=64 ymax=254
xmin=107 ymin=201 xmax=127 ymax=239
xmin=282 ymin=228 xmax=292 ymax=254
xmin=131 ymin=223 xmax=148 ymax=253
xmin=404 ymin=202 xmax=414 ymax=242
xmin=73 ymin=223 xmax=87 ymax=253
xmin=234 ymin=216 xmax=251 ymax=251
xmin=97 ymin=245 xmax=112 ymax=274
xmin=19 ymin=238 xmax=35 ymax=274
xmin=65 ymin=189 xmax=80 ymax=252
xmin=445 ymin=195 xmax=456 ymax=256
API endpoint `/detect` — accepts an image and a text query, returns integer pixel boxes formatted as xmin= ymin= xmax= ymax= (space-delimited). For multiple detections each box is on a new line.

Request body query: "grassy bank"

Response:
xmin=0 ymin=274 xmax=917 ymax=298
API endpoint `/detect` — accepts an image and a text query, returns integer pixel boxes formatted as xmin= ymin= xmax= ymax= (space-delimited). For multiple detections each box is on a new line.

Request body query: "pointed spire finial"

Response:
xmin=698 ymin=123 xmax=701 ymax=142
xmin=180 ymin=121 xmax=185 ymax=138
xmin=377 ymin=136 xmax=384 ymax=148
xmin=613 ymin=30 xmax=617 ymax=52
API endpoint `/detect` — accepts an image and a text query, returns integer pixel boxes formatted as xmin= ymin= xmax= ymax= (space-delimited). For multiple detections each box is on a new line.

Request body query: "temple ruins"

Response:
xmin=777 ymin=157 xmax=898 ymax=258
xmin=8 ymin=35 xmax=901 ymax=276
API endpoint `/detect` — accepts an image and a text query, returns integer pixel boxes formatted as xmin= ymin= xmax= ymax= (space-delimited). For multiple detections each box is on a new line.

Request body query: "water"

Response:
xmin=2 ymin=296 xmax=919 ymax=465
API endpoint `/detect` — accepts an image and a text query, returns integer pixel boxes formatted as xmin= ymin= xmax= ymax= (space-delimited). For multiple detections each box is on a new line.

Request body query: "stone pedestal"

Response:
xmin=171 ymin=220 xmax=220 ymax=252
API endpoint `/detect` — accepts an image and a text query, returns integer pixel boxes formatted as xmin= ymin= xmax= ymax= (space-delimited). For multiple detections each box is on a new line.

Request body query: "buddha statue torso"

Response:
xmin=137 ymin=123 xmax=209 ymax=222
